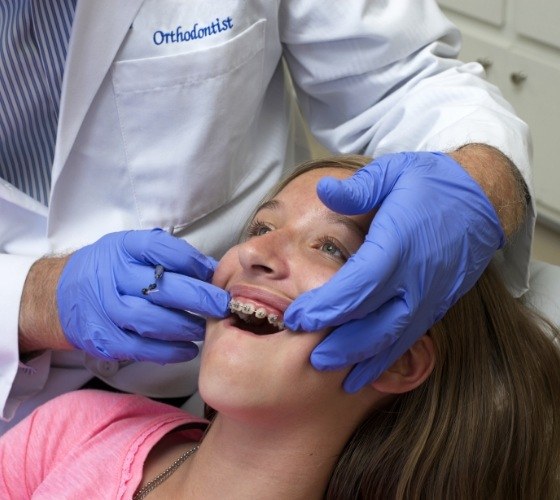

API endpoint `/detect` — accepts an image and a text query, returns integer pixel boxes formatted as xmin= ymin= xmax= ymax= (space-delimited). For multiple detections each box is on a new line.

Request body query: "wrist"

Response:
xmin=448 ymin=143 xmax=529 ymax=238
xmin=19 ymin=256 xmax=74 ymax=353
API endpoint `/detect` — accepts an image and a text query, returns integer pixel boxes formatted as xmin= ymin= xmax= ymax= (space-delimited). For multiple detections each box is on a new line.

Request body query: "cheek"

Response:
xmin=297 ymin=260 xmax=340 ymax=292
xmin=211 ymin=250 xmax=237 ymax=287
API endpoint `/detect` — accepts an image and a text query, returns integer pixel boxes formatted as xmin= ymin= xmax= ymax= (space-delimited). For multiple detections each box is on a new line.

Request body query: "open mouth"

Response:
xmin=229 ymin=299 xmax=285 ymax=335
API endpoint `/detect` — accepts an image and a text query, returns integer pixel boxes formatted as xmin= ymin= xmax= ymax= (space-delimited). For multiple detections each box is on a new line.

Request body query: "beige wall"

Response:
xmin=533 ymin=222 xmax=560 ymax=266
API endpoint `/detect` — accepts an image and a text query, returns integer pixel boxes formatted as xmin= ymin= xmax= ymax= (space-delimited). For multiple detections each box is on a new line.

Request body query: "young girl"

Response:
xmin=1 ymin=156 xmax=559 ymax=499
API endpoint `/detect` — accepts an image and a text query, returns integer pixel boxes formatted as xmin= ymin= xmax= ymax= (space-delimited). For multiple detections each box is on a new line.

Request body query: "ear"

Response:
xmin=370 ymin=335 xmax=435 ymax=394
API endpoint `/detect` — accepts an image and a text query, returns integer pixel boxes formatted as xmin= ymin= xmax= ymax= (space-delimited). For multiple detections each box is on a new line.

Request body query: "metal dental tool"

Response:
xmin=142 ymin=226 xmax=175 ymax=295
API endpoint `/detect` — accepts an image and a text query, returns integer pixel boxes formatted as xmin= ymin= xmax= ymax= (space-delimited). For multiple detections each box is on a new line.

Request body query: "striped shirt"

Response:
xmin=0 ymin=0 xmax=77 ymax=206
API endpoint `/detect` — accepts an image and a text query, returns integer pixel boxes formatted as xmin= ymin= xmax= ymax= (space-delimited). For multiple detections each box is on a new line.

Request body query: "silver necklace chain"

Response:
xmin=133 ymin=444 xmax=199 ymax=499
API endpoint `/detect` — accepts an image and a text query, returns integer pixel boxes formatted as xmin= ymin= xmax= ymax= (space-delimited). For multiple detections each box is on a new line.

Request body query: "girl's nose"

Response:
xmin=237 ymin=231 xmax=291 ymax=279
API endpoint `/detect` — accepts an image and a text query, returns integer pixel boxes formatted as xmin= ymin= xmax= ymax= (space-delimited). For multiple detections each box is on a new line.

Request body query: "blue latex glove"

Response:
xmin=284 ymin=152 xmax=505 ymax=392
xmin=57 ymin=229 xmax=230 ymax=363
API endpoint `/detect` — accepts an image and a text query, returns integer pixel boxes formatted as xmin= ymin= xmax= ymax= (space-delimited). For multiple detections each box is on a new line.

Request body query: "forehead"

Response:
xmin=275 ymin=167 xmax=354 ymax=200
xmin=269 ymin=166 xmax=373 ymax=233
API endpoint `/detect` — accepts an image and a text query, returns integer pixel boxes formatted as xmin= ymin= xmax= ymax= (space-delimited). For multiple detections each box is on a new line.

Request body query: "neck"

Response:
xmin=174 ymin=411 xmax=359 ymax=499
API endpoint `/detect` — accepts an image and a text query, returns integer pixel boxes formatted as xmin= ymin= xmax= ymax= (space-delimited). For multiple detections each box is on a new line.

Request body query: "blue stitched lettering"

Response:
xmin=153 ymin=30 xmax=164 ymax=45
xmin=152 ymin=16 xmax=234 ymax=46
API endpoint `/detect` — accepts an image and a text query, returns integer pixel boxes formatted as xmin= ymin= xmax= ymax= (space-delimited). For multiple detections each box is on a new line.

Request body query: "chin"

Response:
xmin=197 ymin=351 xmax=261 ymax=416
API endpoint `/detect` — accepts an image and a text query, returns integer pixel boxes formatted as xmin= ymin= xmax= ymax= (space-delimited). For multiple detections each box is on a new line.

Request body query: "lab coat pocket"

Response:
xmin=112 ymin=19 xmax=266 ymax=229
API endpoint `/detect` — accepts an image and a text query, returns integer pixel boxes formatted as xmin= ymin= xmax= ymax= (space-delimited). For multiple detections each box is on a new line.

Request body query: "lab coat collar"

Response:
xmin=52 ymin=0 xmax=145 ymax=190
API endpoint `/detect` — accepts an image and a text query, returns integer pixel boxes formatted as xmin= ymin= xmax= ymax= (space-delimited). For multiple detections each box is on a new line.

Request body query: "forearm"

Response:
xmin=448 ymin=143 xmax=529 ymax=239
xmin=18 ymin=256 xmax=73 ymax=353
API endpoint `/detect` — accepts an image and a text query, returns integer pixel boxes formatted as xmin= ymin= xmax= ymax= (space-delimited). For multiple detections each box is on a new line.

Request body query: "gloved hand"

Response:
xmin=284 ymin=152 xmax=505 ymax=392
xmin=57 ymin=229 xmax=230 ymax=363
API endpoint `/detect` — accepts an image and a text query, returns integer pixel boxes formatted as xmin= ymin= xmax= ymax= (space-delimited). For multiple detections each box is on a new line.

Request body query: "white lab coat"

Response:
xmin=0 ymin=0 xmax=533 ymax=431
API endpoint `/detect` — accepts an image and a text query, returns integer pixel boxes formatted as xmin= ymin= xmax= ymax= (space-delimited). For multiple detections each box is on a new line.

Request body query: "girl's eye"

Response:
xmin=246 ymin=219 xmax=273 ymax=238
xmin=318 ymin=237 xmax=348 ymax=262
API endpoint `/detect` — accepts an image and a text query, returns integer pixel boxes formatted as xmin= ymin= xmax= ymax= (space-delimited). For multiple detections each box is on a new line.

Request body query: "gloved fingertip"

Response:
xmin=282 ymin=302 xmax=302 ymax=331
xmin=183 ymin=326 xmax=205 ymax=342
xmin=342 ymin=376 xmax=363 ymax=394
xmin=317 ymin=168 xmax=378 ymax=215
xmin=283 ymin=313 xmax=318 ymax=333
xmin=174 ymin=344 xmax=200 ymax=363
xmin=343 ymin=360 xmax=384 ymax=394
xmin=282 ymin=314 xmax=300 ymax=332
xmin=316 ymin=176 xmax=340 ymax=196
xmin=193 ymin=287 xmax=231 ymax=319
xmin=284 ymin=294 xmax=327 ymax=332
xmin=207 ymin=256 xmax=219 ymax=272
xmin=213 ymin=290 xmax=232 ymax=318
xmin=310 ymin=349 xmax=346 ymax=372
xmin=154 ymin=343 xmax=200 ymax=365
xmin=316 ymin=177 xmax=347 ymax=212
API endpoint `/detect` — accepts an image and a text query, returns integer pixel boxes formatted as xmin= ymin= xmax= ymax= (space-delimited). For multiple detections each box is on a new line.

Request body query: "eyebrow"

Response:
xmin=256 ymin=199 xmax=366 ymax=240
xmin=325 ymin=213 xmax=367 ymax=240
xmin=255 ymin=199 xmax=281 ymax=213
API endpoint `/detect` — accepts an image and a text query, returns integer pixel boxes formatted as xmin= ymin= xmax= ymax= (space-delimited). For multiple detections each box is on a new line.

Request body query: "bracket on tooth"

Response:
xmin=229 ymin=299 xmax=284 ymax=330
xmin=266 ymin=313 xmax=284 ymax=330
xmin=240 ymin=304 xmax=254 ymax=315
xmin=229 ymin=300 xmax=242 ymax=312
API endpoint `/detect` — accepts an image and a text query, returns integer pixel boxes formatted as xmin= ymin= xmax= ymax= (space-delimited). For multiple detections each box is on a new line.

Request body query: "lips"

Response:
xmin=228 ymin=284 xmax=291 ymax=315
xmin=227 ymin=284 xmax=292 ymax=335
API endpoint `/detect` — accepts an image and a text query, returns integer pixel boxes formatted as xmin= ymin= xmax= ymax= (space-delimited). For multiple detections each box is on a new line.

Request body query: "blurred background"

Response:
xmin=435 ymin=0 xmax=560 ymax=265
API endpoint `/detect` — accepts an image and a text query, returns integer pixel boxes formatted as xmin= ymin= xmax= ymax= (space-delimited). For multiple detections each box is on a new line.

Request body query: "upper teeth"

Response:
xmin=229 ymin=299 xmax=284 ymax=330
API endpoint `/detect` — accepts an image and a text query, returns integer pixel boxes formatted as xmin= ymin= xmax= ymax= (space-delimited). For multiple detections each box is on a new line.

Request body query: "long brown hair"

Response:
xmin=327 ymin=264 xmax=560 ymax=498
